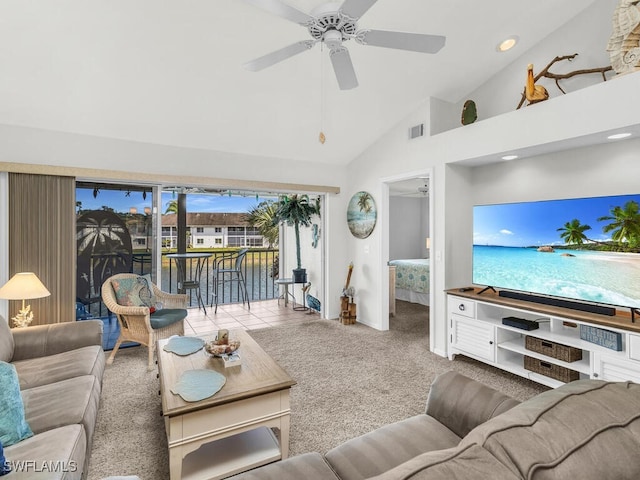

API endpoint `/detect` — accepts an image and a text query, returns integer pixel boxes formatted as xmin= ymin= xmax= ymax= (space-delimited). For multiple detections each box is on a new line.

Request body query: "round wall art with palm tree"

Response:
xmin=347 ymin=191 xmax=377 ymax=239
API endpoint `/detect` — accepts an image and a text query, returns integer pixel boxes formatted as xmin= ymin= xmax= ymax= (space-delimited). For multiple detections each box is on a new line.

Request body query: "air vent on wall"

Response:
xmin=409 ymin=124 xmax=424 ymax=139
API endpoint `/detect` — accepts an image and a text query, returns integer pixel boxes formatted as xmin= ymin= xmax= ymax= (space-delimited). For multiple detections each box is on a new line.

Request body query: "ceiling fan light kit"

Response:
xmin=243 ymin=0 xmax=446 ymax=90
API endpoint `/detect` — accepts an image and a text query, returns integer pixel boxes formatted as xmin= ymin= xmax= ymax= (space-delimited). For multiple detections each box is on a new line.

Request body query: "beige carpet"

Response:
xmin=88 ymin=301 xmax=547 ymax=479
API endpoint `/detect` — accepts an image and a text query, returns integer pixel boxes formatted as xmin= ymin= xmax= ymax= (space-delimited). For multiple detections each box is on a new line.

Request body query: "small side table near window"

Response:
xmin=275 ymin=278 xmax=308 ymax=311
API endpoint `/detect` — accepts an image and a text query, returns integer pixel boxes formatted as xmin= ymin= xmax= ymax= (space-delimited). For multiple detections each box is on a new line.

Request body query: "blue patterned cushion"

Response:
xmin=0 ymin=439 xmax=9 ymax=475
xmin=0 ymin=361 xmax=33 ymax=446
xmin=111 ymin=276 xmax=156 ymax=308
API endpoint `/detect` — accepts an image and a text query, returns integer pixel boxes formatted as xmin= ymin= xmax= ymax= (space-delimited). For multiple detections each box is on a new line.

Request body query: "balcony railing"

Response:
xmin=139 ymin=248 xmax=280 ymax=309
xmin=81 ymin=248 xmax=279 ymax=317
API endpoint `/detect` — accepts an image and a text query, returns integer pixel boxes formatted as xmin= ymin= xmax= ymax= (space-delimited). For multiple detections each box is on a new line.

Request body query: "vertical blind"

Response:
xmin=8 ymin=173 xmax=75 ymax=324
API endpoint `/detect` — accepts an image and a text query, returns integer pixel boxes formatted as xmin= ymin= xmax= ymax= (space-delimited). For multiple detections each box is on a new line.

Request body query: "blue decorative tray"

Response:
xmin=163 ymin=336 xmax=205 ymax=356
xmin=170 ymin=369 xmax=226 ymax=402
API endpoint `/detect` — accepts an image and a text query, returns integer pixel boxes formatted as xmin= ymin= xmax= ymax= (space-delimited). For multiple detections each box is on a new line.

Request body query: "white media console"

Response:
xmin=447 ymin=288 xmax=640 ymax=388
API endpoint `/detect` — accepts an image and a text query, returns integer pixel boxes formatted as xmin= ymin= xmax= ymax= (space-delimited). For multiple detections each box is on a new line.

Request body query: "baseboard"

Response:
xmin=433 ymin=347 xmax=447 ymax=358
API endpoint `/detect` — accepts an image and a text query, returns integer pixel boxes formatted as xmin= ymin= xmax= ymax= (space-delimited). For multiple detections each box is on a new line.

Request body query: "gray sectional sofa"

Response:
xmin=234 ymin=371 xmax=640 ymax=480
xmin=0 ymin=315 xmax=105 ymax=480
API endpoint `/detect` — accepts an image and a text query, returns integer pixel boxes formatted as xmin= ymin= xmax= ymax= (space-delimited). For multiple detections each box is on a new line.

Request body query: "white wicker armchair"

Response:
xmin=102 ymin=273 xmax=188 ymax=370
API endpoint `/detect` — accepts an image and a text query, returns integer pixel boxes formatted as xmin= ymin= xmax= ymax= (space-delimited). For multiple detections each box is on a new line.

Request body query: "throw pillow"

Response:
xmin=0 ymin=439 xmax=10 ymax=476
xmin=0 ymin=361 xmax=33 ymax=447
xmin=141 ymin=274 xmax=159 ymax=309
xmin=111 ymin=276 xmax=155 ymax=308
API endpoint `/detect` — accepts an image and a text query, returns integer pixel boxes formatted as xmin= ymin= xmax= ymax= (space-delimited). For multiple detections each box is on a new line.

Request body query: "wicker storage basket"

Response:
xmin=525 ymin=336 xmax=582 ymax=363
xmin=524 ymin=355 xmax=580 ymax=383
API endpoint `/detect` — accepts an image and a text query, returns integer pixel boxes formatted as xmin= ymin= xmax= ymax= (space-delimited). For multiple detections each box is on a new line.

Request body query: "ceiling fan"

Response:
xmin=242 ymin=0 xmax=446 ymax=90
xmin=395 ymin=178 xmax=429 ymax=197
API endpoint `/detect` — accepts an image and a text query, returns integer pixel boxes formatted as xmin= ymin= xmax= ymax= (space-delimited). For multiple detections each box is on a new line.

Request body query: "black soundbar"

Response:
xmin=498 ymin=290 xmax=616 ymax=316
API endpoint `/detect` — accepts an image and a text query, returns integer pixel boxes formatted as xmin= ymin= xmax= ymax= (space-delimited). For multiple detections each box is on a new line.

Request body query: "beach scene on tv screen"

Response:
xmin=473 ymin=194 xmax=640 ymax=309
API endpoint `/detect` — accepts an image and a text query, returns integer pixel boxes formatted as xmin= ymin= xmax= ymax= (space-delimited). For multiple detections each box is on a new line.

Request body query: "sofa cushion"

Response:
xmin=325 ymin=414 xmax=462 ymax=480
xmin=461 ymin=380 xmax=640 ymax=480
xmin=4 ymin=424 xmax=86 ymax=480
xmin=0 ymin=361 xmax=33 ymax=447
xmin=231 ymin=452 xmax=340 ymax=480
xmin=11 ymin=320 xmax=104 ymax=362
xmin=22 ymin=375 xmax=100 ymax=440
xmin=367 ymin=444 xmax=522 ymax=480
xmin=0 ymin=316 xmax=14 ymax=363
xmin=12 ymin=345 xmax=105 ymax=390
xmin=425 ymin=371 xmax=520 ymax=438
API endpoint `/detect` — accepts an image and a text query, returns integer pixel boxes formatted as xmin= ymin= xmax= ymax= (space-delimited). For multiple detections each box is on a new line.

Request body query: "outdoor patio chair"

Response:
xmin=210 ymin=248 xmax=250 ymax=313
xmin=102 ymin=273 xmax=188 ymax=370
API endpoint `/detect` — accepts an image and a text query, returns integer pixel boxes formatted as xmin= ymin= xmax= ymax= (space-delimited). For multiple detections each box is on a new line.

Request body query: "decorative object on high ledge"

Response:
xmin=461 ymin=99 xmax=477 ymax=125
xmin=0 ymin=272 xmax=51 ymax=328
xmin=607 ymin=0 xmax=640 ymax=75
xmin=347 ymin=191 xmax=376 ymax=239
xmin=516 ymin=54 xmax=614 ymax=109
xmin=525 ymin=63 xmax=549 ymax=105
xmin=275 ymin=194 xmax=320 ymax=283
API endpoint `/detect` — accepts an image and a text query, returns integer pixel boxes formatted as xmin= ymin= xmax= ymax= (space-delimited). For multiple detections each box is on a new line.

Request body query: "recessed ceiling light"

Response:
xmin=607 ymin=133 xmax=632 ymax=140
xmin=501 ymin=154 xmax=519 ymax=160
xmin=497 ymin=36 xmax=519 ymax=52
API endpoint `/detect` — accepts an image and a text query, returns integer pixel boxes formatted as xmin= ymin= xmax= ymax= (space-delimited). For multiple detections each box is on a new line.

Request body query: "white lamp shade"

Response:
xmin=0 ymin=272 xmax=51 ymax=300
xmin=426 ymin=237 xmax=431 ymax=249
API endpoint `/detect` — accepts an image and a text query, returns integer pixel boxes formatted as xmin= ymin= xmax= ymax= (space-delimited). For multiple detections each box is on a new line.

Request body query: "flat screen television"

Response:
xmin=473 ymin=194 xmax=640 ymax=313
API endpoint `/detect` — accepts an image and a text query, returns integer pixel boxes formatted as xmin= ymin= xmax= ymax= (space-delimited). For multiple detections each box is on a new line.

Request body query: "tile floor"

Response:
xmin=184 ymin=299 xmax=320 ymax=336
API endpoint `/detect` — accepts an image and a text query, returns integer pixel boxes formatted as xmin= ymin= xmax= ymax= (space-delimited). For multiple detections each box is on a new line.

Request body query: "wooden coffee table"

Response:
xmin=157 ymin=329 xmax=296 ymax=480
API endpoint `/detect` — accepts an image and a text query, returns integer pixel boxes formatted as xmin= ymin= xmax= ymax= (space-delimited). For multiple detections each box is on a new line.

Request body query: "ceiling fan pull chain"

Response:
xmin=319 ymin=43 xmax=326 ymax=144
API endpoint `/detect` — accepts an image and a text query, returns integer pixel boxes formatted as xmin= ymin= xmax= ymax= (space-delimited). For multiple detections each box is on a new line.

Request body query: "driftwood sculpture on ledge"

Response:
xmin=607 ymin=0 xmax=640 ymax=75
xmin=517 ymin=54 xmax=614 ymax=109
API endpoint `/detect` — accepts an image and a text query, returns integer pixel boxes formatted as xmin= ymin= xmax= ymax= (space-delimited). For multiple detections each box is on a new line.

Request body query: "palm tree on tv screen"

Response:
xmin=557 ymin=219 xmax=592 ymax=246
xmin=597 ymin=200 xmax=640 ymax=249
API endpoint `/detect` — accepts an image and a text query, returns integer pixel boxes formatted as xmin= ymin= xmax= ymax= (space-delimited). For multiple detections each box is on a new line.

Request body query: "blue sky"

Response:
xmin=473 ymin=194 xmax=640 ymax=247
xmin=76 ymin=188 xmax=274 ymax=214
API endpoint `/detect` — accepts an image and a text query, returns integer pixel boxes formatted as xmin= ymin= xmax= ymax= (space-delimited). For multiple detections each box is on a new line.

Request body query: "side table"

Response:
xmin=275 ymin=278 xmax=308 ymax=311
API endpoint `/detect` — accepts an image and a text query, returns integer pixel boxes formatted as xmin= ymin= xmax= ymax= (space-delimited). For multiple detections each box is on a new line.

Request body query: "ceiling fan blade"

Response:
xmin=357 ymin=29 xmax=446 ymax=54
xmin=243 ymin=0 xmax=313 ymax=25
xmin=340 ymin=0 xmax=379 ymax=20
xmin=243 ymin=41 xmax=315 ymax=71
xmin=329 ymin=47 xmax=358 ymax=90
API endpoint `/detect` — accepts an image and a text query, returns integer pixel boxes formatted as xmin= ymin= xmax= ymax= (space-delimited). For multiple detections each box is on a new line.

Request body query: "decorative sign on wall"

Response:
xmin=347 ymin=191 xmax=377 ymax=239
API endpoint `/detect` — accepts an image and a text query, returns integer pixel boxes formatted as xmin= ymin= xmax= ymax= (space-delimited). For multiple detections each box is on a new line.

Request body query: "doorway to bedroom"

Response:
xmin=382 ymin=171 xmax=433 ymax=345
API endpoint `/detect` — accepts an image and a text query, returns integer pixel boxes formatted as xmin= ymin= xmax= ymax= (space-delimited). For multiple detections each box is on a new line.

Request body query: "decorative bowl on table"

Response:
xmin=204 ymin=340 xmax=240 ymax=357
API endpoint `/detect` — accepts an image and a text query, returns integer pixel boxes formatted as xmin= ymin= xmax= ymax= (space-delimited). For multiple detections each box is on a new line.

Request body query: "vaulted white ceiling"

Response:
xmin=0 ymin=0 xmax=597 ymax=165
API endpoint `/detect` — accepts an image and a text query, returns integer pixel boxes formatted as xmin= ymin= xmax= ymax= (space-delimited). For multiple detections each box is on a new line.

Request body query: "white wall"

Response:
xmin=280 ymin=196 xmax=324 ymax=314
xmin=0 ymin=124 xmax=343 ymax=188
xmin=389 ymin=196 xmax=429 ymax=260
xmin=472 ymin=138 xmax=640 ymax=205
xmin=0 ymin=172 xmax=8 ymax=321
